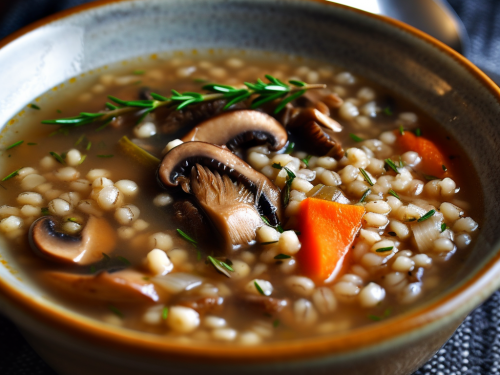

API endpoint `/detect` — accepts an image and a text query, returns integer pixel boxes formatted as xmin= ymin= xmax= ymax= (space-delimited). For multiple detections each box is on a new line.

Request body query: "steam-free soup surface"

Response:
xmin=0 ymin=52 xmax=480 ymax=344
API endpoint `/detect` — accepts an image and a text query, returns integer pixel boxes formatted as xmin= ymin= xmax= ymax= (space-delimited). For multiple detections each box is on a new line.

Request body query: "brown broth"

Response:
xmin=0 ymin=51 xmax=482 ymax=343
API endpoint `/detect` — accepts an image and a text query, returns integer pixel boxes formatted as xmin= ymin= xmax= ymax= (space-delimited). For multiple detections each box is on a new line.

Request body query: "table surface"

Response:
xmin=0 ymin=1 xmax=499 ymax=374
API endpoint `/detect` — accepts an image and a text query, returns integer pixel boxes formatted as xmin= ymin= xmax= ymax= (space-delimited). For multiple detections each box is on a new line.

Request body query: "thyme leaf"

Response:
xmin=6 ymin=140 xmax=23 ymax=150
xmin=254 ymin=281 xmax=266 ymax=296
xmin=176 ymin=229 xmax=198 ymax=248
xmin=417 ymin=209 xmax=436 ymax=222
xmin=2 ymin=168 xmax=22 ymax=181
xmin=359 ymin=168 xmax=374 ymax=186
xmin=359 ymin=188 xmax=371 ymax=203
xmin=349 ymin=134 xmax=364 ymax=142
xmin=375 ymin=246 xmax=394 ymax=253
xmin=388 ymin=189 xmax=400 ymax=200
xmin=385 ymin=158 xmax=400 ymax=174
xmin=207 ymin=256 xmax=233 ymax=278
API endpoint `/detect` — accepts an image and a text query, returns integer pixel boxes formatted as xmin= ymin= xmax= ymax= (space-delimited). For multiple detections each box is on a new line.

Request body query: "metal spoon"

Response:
xmin=329 ymin=0 xmax=500 ymax=84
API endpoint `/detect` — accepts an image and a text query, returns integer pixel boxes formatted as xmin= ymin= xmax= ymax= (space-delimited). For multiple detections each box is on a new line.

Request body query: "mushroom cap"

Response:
xmin=181 ymin=110 xmax=288 ymax=151
xmin=41 ymin=269 xmax=162 ymax=303
xmin=157 ymin=141 xmax=282 ymax=224
xmin=29 ymin=215 xmax=117 ymax=265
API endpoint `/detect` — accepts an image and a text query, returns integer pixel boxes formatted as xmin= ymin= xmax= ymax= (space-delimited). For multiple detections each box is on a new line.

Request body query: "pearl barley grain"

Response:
xmin=167 ymin=306 xmax=200 ymax=333
xmin=115 ymin=180 xmax=139 ymax=197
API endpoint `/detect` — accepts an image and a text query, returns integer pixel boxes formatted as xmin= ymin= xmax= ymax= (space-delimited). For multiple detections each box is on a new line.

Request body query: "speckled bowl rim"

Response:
xmin=1 ymin=0 xmax=500 ymax=364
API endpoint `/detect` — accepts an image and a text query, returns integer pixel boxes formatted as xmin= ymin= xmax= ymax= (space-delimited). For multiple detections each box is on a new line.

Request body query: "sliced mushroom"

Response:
xmin=173 ymin=199 xmax=213 ymax=243
xmin=41 ymin=269 xmax=162 ymax=303
xmin=294 ymin=121 xmax=345 ymax=159
xmin=181 ymin=110 xmax=287 ymax=151
xmin=288 ymin=108 xmax=343 ymax=133
xmin=157 ymin=141 xmax=282 ymax=225
xmin=306 ymin=184 xmax=350 ymax=204
xmin=158 ymin=99 xmax=247 ymax=135
xmin=189 ymin=165 xmax=264 ymax=251
xmin=29 ymin=215 xmax=117 ymax=265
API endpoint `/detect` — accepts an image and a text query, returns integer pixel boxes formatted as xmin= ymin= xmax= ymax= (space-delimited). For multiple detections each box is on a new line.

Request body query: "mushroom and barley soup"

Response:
xmin=0 ymin=52 xmax=480 ymax=344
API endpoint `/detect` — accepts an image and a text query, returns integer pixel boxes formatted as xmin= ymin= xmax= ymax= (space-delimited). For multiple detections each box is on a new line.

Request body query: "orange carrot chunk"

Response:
xmin=296 ymin=198 xmax=365 ymax=283
xmin=397 ymin=131 xmax=451 ymax=178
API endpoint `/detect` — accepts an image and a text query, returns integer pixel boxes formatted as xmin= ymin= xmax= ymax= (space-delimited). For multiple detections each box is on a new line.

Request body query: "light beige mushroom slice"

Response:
xmin=158 ymin=141 xmax=282 ymax=225
xmin=29 ymin=215 xmax=117 ymax=265
xmin=190 ymin=165 xmax=263 ymax=252
xmin=42 ymin=269 xmax=163 ymax=303
xmin=181 ymin=109 xmax=288 ymax=151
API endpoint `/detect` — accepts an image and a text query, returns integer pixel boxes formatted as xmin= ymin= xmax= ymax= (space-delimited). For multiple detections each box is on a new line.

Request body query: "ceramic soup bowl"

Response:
xmin=0 ymin=1 xmax=499 ymax=374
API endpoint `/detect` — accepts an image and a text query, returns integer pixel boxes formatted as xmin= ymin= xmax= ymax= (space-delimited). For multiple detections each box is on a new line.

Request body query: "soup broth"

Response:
xmin=0 ymin=52 xmax=481 ymax=344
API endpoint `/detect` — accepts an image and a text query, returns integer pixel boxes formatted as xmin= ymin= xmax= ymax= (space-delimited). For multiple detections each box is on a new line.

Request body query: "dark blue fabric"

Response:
xmin=0 ymin=1 xmax=499 ymax=374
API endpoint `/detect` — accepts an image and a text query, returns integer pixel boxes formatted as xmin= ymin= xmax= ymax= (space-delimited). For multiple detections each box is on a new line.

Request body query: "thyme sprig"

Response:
xmin=41 ymin=75 xmax=325 ymax=129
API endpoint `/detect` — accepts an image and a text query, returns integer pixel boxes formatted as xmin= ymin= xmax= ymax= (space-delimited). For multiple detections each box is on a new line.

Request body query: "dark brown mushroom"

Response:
xmin=158 ymin=99 xmax=247 ymax=135
xmin=180 ymin=110 xmax=288 ymax=151
xmin=294 ymin=120 xmax=344 ymax=159
xmin=286 ymin=108 xmax=344 ymax=160
xmin=29 ymin=216 xmax=117 ymax=265
xmin=288 ymin=108 xmax=342 ymax=133
xmin=157 ymin=141 xmax=282 ymax=225
xmin=42 ymin=269 xmax=163 ymax=303
xmin=173 ymin=199 xmax=213 ymax=243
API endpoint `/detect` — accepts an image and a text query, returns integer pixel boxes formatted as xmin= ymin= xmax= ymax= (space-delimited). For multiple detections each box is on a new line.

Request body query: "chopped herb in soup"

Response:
xmin=0 ymin=53 xmax=480 ymax=344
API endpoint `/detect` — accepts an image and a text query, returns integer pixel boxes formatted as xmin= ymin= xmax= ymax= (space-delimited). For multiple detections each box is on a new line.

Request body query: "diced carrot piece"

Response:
xmin=296 ymin=198 xmax=365 ymax=283
xmin=397 ymin=131 xmax=451 ymax=178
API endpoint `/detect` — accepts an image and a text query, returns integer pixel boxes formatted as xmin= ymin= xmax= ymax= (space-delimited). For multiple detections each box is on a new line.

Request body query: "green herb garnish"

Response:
xmin=388 ymin=189 xmax=400 ymax=200
xmin=368 ymin=308 xmax=391 ymax=321
xmin=27 ymin=142 xmax=37 ymax=146
xmin=349 ymin=133 xmax=364 ymax=142
xmin=97 ymin=154 xmax=114 ymax=158
xmin=301 ymin=155 xmax=312 ymax=167
xmin=375 ymin=246 xmax=394 ymax=253
xmin=359 ymin=168 xmax=373 ymax=186
xmin=79 ymin=155 xmax=87 ymax=165
xmin=273 ymin=319 xmax=280 ymax=328
xmin=2 ymin=168 xmax=22 ymax=181
xmin=282 ymin=166 xmax=296 ymax=206
xmin=49 ymin=151 xmax=65 ymax=164
xmin=440 ymin=223 xmax=448 ymax=233
xmin=102 ymin=253 xmax=111 ymax=261
xmin=176 ymin=228 xmax=198 ymax=250
xmin=359 ymin=188 xmax=371 ymax=203
xmin=6 ymin=140 xmax=23 ymax=150
xmin=41 ymin=207 xmax=49 ymax=215
xmin=383 ymin=106 xmax=393 ymax=116
xmin=272 ymin=163 xmax=282 ymax=170
xmin=41 ymin=76 xmax=326 ymax=130
xmin=418 ymin=209 xmax=436 ymax=222
xmin=274 ymin=254 xmax=291 ymax=260
xmin=90 ymin=265 xmax=96 ymax=274
xmin=399 ymin=125 xmax=404 ymax=135
xmin=30 ymin=103 xmax=41 ymax=110
xmin=284 ymin=142 xmax=295 ymax=154
xmin=385 ymin=158 xmax=400 ymax=174
xmin=261 ymin=241 xmax=279 ymax=245
xmin=162 ymin=307 xmax=169 ymax=320
xmin=108 ymin=305 xmax=124 ymax=318
xmin=415 ymin=128 xmax=421 ymax=137
xmin=133 ymin=70 xmax=145 ymax=75
xmin=423 ymin=174 xmax=439 ymax=181
xmin=86 ymin=141 xmax=92 ymax=151
xmin=254 ymin=281 xmax=266 ymax=296
xmin=207 ymin=255 xmax=234 ymax=278
xmin=67 ymin=217 xmax=79 ymax=223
